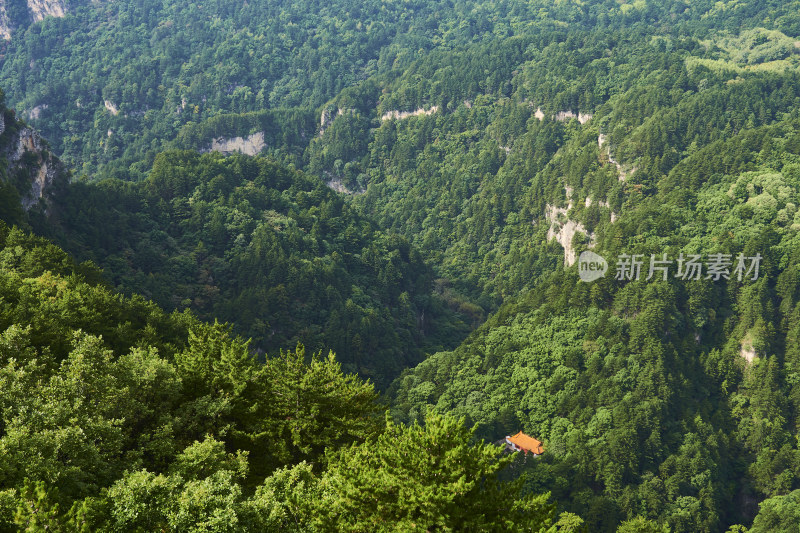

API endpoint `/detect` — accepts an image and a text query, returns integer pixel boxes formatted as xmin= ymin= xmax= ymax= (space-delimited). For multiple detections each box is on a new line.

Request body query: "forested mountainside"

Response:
xmin=34 ymin=149 xmax=470 ymax=388
xmin=0 ymin=92 xmax=63 ymax=222
xmin=380 ymin=39 xmax=800 ymax=531
xmin=0 ymin=221 xmax=581 ymax=531
xmin=2 ymin=0 xmax=800 ymax=531
xmin=1 ymin=0 xmax=798 ymax=180
xmin=0 ymin=96 xmax=574 ymax=530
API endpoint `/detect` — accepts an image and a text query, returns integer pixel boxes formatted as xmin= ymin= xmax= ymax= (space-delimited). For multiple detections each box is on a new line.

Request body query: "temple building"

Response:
xmin=505 ymin=431 xmax=544 ymax=456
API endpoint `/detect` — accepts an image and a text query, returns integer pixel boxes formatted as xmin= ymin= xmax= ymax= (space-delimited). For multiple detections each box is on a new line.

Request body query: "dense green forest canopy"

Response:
xmin=1 ymin=0 xmax=799 ymax=179
xmin=0 ymin=221 xmax=576 ymax=531
xmin=34 ymin=149 xmax=471 ymax=388
xmin=1 ymin=0 xmax=800 ymax=530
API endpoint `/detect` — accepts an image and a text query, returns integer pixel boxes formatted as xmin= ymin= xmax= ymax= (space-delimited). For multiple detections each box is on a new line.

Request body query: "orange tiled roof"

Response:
xmin=507 ymin=431 xmax=544 ymax=454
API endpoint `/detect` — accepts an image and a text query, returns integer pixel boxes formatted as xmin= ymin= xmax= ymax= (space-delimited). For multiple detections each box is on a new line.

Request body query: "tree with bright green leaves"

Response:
xmin=263 ymin=344 xmax=385 ymax=468
xmin=101 ymin=437 xmax=249 ymax=532
xmin=616 ymin=516 xmax=669 ymax=532
xmin=305 ymin=410 xmax=583 ymax=532
xmin=748 ymin=490 xmax=800 ymax=533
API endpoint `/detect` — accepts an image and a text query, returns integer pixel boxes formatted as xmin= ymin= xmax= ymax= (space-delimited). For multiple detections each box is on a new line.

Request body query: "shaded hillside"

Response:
xmin=388 ymin=107 xmax=800 ymax=530
xmin=35 ymin=150 xmax=471 ymax=388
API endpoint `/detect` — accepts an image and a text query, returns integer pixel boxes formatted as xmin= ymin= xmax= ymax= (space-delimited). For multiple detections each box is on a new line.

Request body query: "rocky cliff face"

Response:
xmin=0 ymin=2 xmax=12 ymax=40
xmin=0 ymin=0 xmax=67 ymax=40
xmin=12 ymin=129 xmax=63 ymax=210
xmin=0 ymin=108 xmax=65 ymax=211
xmin=208 ymin=131 xmax=265 ymax=156
xmin=26 ymin=0 xmax=64 ymax=22
xmin=319 ymin=107 xmax=344 ymax=135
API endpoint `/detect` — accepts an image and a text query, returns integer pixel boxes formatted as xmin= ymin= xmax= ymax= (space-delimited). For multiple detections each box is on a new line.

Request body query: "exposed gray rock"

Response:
xmin=28 ymin=104 xmax=48 ymax=120
xmin=0 ymin=0 xmax=67 ymax=39
xmin=529 ymin=106 xmax=593 ymax=124
xmin=319 ymin=107 xmax=344 ymax=135
xmin=599 ymin=133 xmax=636 ymax=182
xmin=1 ymin=123 xmax=64 ymax=211
xmin=0 ymin=2 xmax=11 ymax=40
xmin=380 ymin=106 xmax=438 ymax=121
xmin=208 ymin=131 xmax=265 ymax=156
xmin=545 ymin=185 xmax=597 ymax=266
xmin=104 ymin=100 xmax=119 ymax=116
xmin=324 ymin=173 xmax=365 ymax=195
xmin=27 ymin=0 xmax=65 ymax=23
xmin=740 ymin=343 xmax=756 ymax=363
